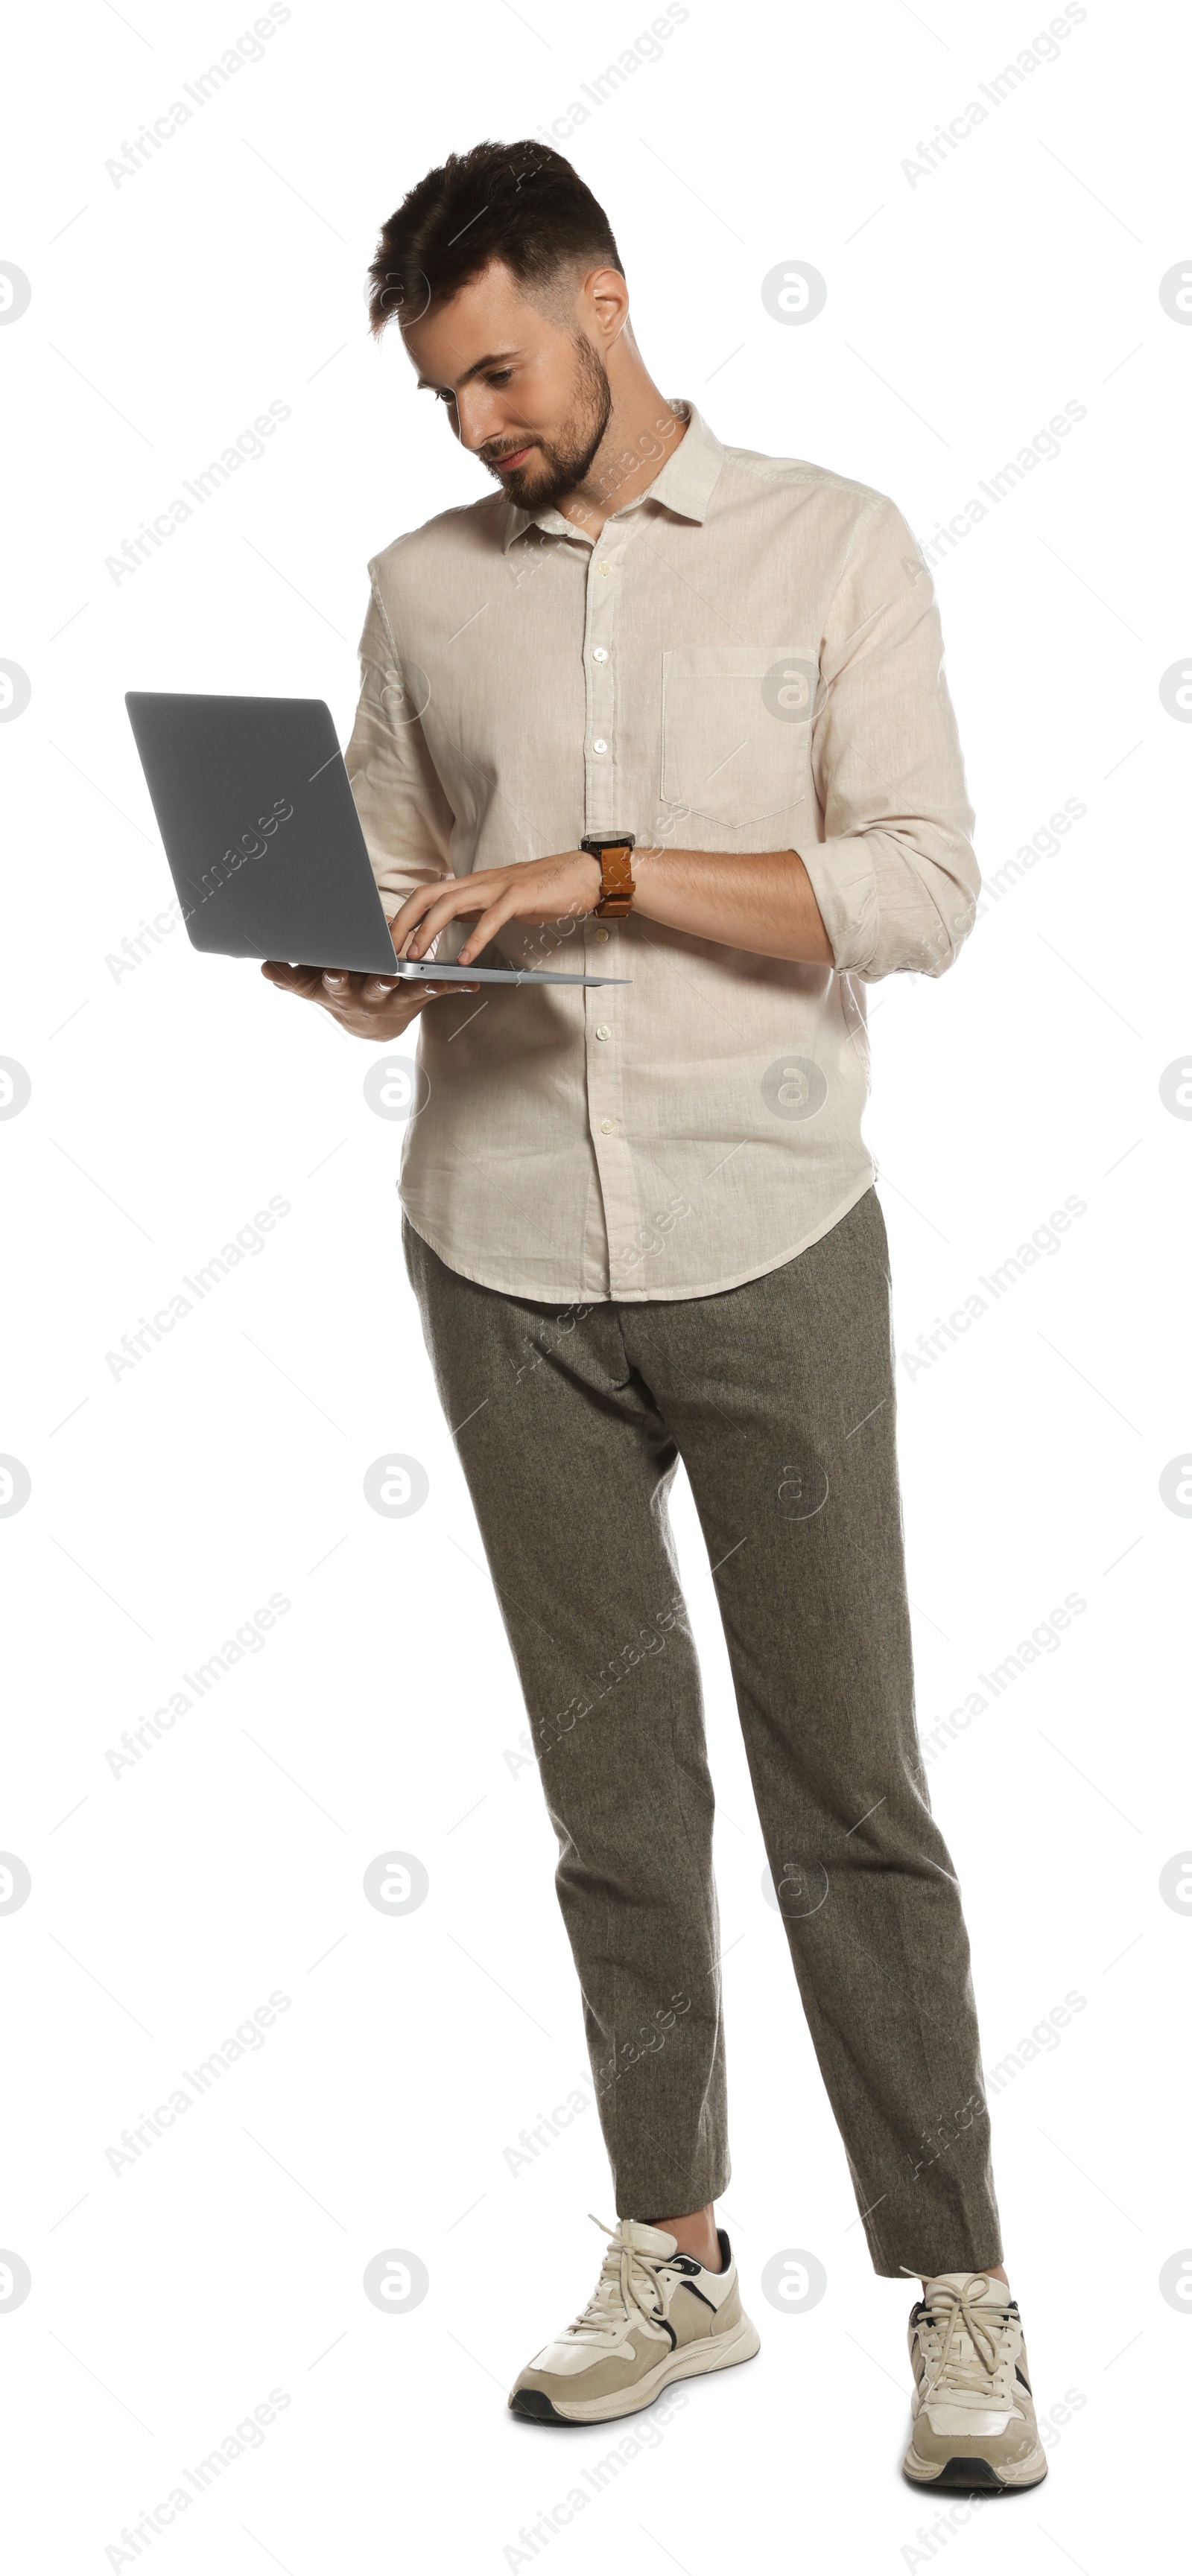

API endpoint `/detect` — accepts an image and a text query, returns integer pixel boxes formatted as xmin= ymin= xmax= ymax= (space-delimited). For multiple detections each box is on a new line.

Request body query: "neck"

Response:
xmin=557 ymin=367 xmax=688 ymax=540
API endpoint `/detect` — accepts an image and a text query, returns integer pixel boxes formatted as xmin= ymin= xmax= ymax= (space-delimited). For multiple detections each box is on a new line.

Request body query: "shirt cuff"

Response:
xmin=796 ymin=834 xmax=881 ymax=979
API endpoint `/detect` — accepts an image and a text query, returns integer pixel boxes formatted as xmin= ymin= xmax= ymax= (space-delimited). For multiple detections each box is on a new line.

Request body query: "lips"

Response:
xmin=493 ymin=445 xmax=532 ymax=471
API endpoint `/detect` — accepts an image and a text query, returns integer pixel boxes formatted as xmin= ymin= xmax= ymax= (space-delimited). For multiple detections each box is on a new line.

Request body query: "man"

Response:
xmin=264 ymin=139 xmax=1047 ymax=2490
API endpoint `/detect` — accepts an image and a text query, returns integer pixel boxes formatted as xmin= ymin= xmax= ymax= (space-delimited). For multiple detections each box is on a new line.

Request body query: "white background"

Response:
xmin=2 ymin=0 xmax=1189 ymax=2568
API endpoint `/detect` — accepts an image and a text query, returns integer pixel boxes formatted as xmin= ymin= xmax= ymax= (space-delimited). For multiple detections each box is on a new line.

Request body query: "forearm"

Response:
xmin=395 ymin=842 xmax=837 ymax=969
xmin=630 ymin=845 xmax=835 ymax=968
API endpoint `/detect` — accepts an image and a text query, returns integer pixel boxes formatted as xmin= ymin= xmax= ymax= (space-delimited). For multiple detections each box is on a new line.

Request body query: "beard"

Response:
xmin=480 ymin=331 xmax=613 ymax=512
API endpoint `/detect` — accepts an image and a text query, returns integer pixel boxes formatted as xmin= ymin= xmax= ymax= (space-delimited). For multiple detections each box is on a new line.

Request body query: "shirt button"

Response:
xmin=592 ymin=737 xmax=607 ymax=754
xmin=600 ymin=1117 xmax=615 ymax=1134
xmin=597 ymin=563 xmax=612 ymax=578
xmin=592 ymin=927 xmax=610 ymax=944
xmin=595 ymin=1022 xmax=611 ymax=1040
xmin=592 ymin=646 xmax=609 ymax=662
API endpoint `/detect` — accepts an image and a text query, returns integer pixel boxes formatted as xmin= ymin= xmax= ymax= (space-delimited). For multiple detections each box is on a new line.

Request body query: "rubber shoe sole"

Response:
xmin=902 ymin=2442 xmax=1047 ymax=2492
xmin=510 ymin=2315 xmax=761 ymax=2426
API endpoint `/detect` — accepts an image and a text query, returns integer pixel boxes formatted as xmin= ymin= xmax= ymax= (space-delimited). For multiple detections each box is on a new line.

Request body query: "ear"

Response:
xmin=580 ymin=264 xmax=630 ymax=350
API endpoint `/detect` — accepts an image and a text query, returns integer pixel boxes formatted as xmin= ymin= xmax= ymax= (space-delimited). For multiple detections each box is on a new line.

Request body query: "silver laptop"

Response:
xmin=124 ymin=693 xmax=630 ymax=986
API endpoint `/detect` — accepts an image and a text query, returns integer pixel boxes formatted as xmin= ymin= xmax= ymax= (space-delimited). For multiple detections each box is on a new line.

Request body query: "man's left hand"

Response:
xmin=391 ymin=849 xmax=603 ymax=966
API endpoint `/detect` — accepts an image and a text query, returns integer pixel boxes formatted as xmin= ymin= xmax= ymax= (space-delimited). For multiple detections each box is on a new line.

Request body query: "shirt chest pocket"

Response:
xmin=660 ymin=645 xmax=819 ymax=829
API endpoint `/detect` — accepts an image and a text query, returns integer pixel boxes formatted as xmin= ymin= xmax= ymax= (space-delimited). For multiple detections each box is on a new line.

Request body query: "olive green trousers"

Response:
xmin=404 ymin=1190 xmax=1002 ymax=2279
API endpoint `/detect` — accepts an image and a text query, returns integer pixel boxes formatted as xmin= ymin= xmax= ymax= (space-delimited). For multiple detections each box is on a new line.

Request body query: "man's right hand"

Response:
xmin=261 ymin=920 xmax=478 ymax=1042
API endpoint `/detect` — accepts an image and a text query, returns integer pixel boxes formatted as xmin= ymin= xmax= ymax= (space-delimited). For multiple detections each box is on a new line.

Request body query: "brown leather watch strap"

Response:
xmin=582 ymin=833 xmax=637 ymax=918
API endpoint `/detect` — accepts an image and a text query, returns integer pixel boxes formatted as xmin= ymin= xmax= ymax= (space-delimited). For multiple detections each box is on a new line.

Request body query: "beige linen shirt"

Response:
xmin=344 ymin=401 xmax=979 ymax=1302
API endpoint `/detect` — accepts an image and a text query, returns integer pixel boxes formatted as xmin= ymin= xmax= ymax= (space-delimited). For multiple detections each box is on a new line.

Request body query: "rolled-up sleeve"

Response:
xmin=343 ymin=571 xmax=456 ymax=920
xmin=797 ymin=497 xmax=980 ymax=982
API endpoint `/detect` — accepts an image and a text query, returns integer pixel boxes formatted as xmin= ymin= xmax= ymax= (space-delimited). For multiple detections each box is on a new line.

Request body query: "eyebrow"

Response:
xmin=416 ymin=349 xmax=522 ymax=392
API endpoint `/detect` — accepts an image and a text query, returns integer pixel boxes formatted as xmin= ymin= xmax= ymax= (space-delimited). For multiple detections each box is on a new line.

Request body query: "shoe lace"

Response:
xmin=562 ymin=2215 xmax=673 ymax=2345
xmin=918 ymin=2275 xmax=1014 ymax=2402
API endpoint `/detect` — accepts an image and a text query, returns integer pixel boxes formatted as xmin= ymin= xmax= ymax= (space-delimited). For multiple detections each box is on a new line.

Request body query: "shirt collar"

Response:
xmin=501 ymin=400 xmax=724 ymax=553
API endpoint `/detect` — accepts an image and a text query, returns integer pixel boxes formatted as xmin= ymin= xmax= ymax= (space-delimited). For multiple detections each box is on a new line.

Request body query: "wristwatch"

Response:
xmin=580 ymin=831 xmax=637 ymax=918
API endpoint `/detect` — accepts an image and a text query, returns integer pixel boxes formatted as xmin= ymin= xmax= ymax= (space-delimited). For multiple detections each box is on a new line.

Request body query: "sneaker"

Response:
xmin=508 ymin=2215 xmax=761 ymax=2426
xmin=902 ymin=2270 xmax=1047 ymax=2490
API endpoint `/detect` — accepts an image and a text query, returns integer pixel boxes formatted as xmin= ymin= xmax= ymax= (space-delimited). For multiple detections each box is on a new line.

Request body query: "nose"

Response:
xmin=453 ymin=390 xmax=504 ymax=455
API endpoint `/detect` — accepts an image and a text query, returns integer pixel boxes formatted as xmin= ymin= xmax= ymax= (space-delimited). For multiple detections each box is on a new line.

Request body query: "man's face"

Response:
xmin=403 ymin=259 xmax=613 ymax=513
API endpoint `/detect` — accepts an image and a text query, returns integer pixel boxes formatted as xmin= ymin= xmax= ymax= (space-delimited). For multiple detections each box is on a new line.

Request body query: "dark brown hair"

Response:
xmin=366 ymin=139 xmax=625 ymax=339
